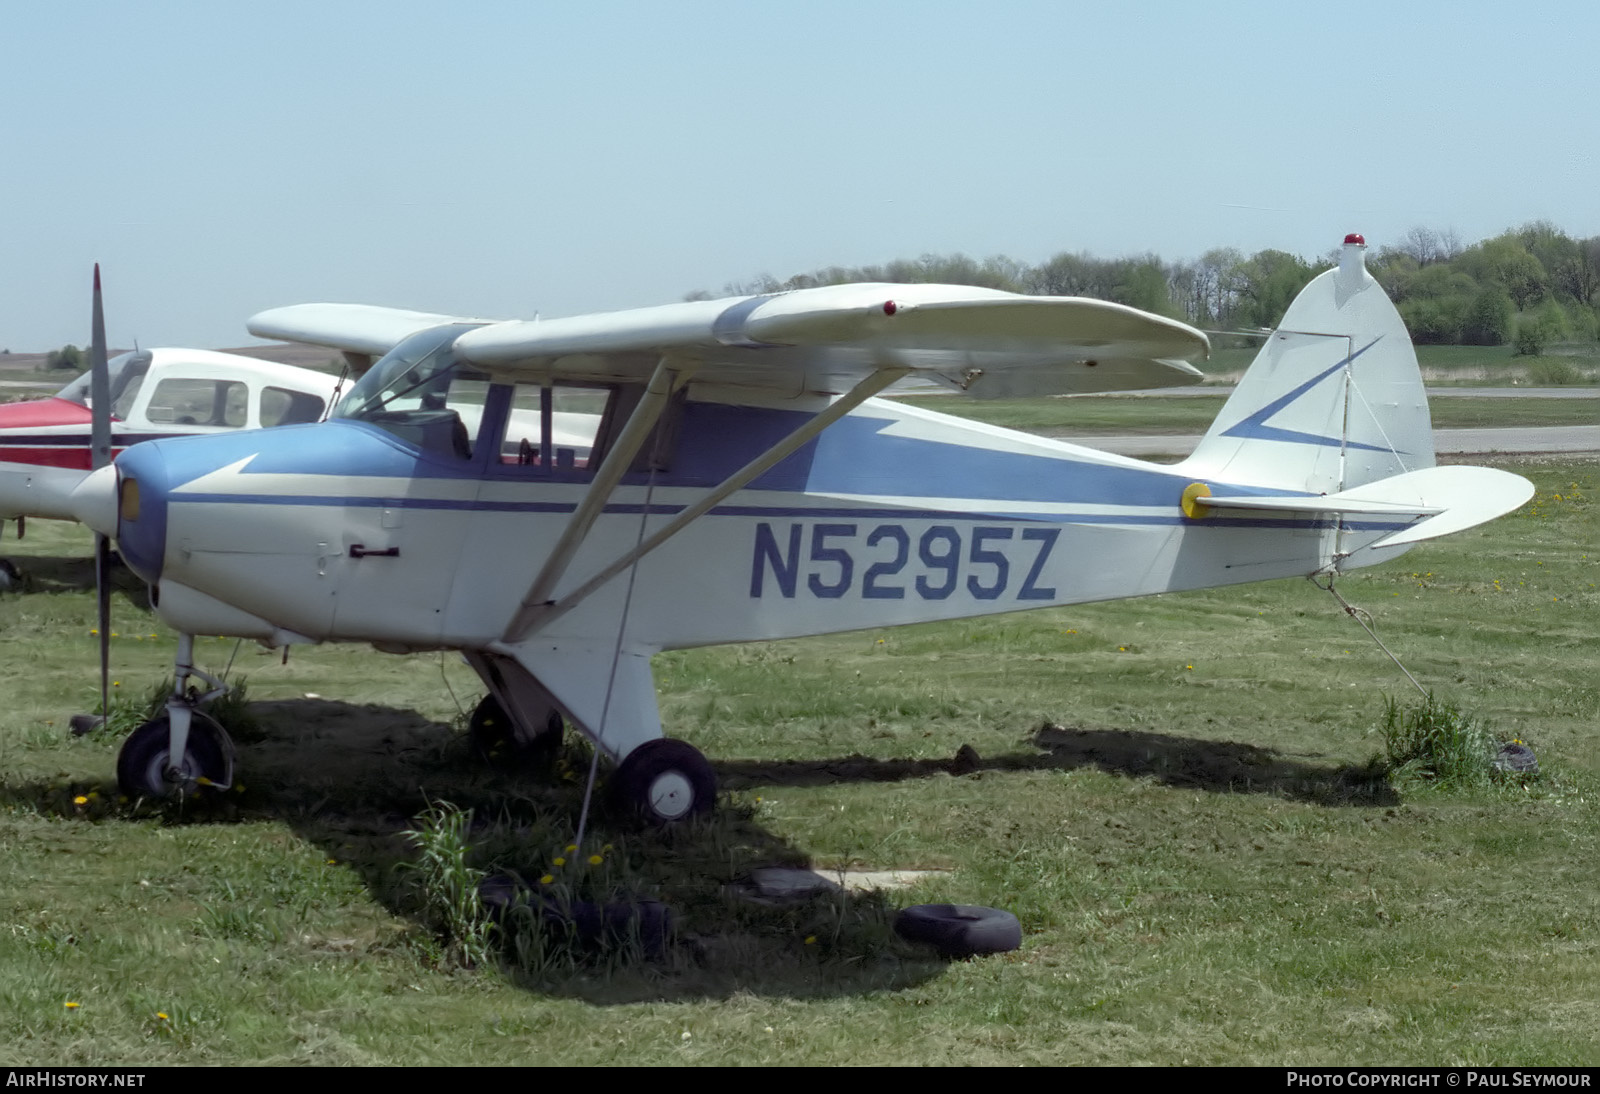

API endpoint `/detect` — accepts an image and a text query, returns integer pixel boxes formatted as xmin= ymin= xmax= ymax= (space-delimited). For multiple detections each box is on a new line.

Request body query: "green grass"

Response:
xmin=0 ymin=459 xmax=1595 ymax=1064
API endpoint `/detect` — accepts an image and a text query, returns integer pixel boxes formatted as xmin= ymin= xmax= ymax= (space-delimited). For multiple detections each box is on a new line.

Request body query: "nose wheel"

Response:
xmin=610 ymin=738 xmax=716 ymax=825
xmin=115 ymin=632 xmax=236 ymax=801
xmin=116 ymin=711 xmax=234 ymax=800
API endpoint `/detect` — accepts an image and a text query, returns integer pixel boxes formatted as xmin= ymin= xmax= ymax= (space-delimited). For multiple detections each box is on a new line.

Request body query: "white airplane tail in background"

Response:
xmin=1181 ymin=234 xmax=1431 ymax=495
xmin=1175 ymin=234 xmax=1532 ymax=569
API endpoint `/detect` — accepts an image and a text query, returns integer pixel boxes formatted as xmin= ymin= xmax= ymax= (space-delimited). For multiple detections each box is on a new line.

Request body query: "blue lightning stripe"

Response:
xmin=1220 ymin=337 xmax=1399 ymax=453
xmin=162 ymin=492 xmax=1414 ymax=533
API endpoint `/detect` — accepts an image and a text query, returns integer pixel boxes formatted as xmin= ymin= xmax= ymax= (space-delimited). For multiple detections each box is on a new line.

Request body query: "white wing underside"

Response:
xmin=249 ymin=283 xmax=1209 ymax=398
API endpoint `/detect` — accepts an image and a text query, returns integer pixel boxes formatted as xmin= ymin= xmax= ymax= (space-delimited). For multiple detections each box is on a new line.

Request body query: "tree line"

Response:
xmin=694 ymin=221 xmax=1600 ymax=356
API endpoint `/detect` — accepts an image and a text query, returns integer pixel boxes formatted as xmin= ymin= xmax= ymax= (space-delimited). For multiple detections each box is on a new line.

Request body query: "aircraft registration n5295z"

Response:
xmin=68 ymin=235 xmax=1533 ymax=822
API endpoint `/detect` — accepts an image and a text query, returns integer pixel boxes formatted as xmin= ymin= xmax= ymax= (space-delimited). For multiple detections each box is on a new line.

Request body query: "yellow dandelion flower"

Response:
xmin=540 ymin=874 xmax=554 ymax=885
xmin=157 ymin=1012 xmax=169 ymax=1021
xmin=73 ymin=795 xmax=88 ymax=806
xmin=65 ymin=1001 xmax=80 ymax=1009
xmin=552 ymin=856 xmax=566 ymax=867
xmin=588 ymin=854 xmax=603 ymax=865
xmin=804 ymin=935 xmax=816 ymax=945
xmin=564 ymin=843 xmax=578 ymax=853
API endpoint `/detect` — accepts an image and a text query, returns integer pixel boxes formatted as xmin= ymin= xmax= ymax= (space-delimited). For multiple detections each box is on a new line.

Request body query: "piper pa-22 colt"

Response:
xmin=69 ymin=235 xmax=1533 ymax=821
xmin=0 ymin=347 xmax=340 ymax=536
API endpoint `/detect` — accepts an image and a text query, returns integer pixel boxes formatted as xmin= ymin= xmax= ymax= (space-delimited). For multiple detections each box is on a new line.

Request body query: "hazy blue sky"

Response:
xmin=5 ymin=0 xmax=1596 ymax=350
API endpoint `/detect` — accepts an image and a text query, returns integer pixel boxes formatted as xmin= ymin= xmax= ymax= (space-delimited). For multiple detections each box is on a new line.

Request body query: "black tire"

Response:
xmin=894 ymin=904 xmax=1022 ymax=958
xmin=116 ymin=712 xmax=233 ymax=800
xmin=610 ymin=738 xmax=716 ymax=825
xmin=470 ymin=695 xmax=563 ymax=770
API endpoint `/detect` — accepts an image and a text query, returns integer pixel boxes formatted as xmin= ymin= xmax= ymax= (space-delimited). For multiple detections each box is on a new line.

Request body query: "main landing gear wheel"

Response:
xmin=116 ymin=712 xmax=234 ymax=800
xmin=469 ymin=695 xmax=563 ymax=771
xmin=611 ymin=738 xmax=716 ymax=825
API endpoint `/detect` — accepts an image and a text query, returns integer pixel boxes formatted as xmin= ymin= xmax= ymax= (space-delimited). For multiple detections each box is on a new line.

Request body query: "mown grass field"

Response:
xmin=0 ymin=457 xmax=1595 ymax=1065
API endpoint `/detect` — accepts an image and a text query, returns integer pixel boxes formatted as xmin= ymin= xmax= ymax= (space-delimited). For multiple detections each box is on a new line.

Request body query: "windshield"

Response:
xmin=55 ymin=350 xmax=151 ymax=417
xmin=334 ymin=323 xmax=490 ymax=458
xmin=333 ymin=324 xmax=485 ymax=422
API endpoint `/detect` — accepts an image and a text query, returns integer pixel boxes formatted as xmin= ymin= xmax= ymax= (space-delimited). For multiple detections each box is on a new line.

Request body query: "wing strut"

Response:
xmin=500 ymin=365 xmax=910 ymax=643
xmin=501 ymin=358 xmax=686 ymax=639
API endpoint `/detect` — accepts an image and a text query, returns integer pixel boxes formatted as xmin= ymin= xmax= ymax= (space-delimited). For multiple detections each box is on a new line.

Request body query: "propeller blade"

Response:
xmin=91 ymin=265 xmax=113 ymax=732
xmin=89 ymin=264 xmax=112 ymax=471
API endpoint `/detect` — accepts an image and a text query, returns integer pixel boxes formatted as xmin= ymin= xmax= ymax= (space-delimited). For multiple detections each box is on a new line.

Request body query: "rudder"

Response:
xmin=1180 ymin=236 xmax=1433 ymax=495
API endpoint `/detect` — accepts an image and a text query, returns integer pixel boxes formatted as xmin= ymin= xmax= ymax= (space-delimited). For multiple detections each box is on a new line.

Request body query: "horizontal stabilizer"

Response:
xmin=1199 ymin=465 xmax=1534 ymax=547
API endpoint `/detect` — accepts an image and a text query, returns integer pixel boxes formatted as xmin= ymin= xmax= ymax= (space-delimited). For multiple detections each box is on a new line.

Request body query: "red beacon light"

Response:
xmin=1344 ymin=233 xmax=1366 ymax=246
xmin=882 ymin=300 xmax=898 ymax=316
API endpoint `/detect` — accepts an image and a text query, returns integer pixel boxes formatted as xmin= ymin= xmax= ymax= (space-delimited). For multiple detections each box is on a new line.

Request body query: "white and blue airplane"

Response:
xmin=69 ymin=235 xmax=1532 ymax=820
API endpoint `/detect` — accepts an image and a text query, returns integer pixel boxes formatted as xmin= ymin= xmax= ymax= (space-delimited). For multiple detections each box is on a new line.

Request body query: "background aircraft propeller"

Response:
xmin=69 ymin=265 xmax=115 ymax=735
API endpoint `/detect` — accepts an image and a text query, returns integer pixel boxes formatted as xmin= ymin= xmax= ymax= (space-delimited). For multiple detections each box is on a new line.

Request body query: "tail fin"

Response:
xmin=1180 ymin=236 xmax=1432 ymax=494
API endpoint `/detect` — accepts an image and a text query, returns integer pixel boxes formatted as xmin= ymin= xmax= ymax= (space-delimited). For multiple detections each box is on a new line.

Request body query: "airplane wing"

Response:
xmin=247 ymin=303 xmax=501 ymax=359
xmin=248 ymin=283 xmax=1209 ymax=398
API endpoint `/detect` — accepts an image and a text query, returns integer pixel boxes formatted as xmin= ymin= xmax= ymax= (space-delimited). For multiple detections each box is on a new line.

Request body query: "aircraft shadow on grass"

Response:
xmin=8 ymin=696 xmax=951 ymax=1004
xmin=717 ymin=723 xmax=1398 ymax=807
xmin=8 ymin=694 xmax=1392 ymax=1003
xmin=2 ymin=553 xmax=148 ymax=605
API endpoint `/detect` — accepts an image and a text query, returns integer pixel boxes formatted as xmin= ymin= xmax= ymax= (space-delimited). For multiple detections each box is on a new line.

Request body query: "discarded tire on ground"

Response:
xmin=894 ymin=903 xmax=1021 ymax=958
xmin=1492 ymin=741 xmax=1539 ymax=775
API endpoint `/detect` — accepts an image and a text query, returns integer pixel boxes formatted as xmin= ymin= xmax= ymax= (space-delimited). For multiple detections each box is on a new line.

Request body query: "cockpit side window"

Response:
xmin=492 ymin=381 xmax=681 ymax=477
xmin=261 ymin=387 xmax=327 ymax=427
xmin=500 ymin=383 xmax=612 ymax=471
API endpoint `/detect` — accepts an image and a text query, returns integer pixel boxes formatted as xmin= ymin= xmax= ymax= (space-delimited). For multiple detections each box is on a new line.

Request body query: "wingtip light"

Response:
xmin=882 ymin=300 xmax=898 ymax=316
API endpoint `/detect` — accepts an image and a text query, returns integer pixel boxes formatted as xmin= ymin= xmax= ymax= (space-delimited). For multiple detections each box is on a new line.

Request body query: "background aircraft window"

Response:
xmin=57 ymin=350 xmax=151 ymax=416
xmin=111 ymin=372 xmax=146 ymax=420
xmin=145 ymin=379 xmax=248 ymax=427
xmin=261 ymin=386 xmax=327 ymax=427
